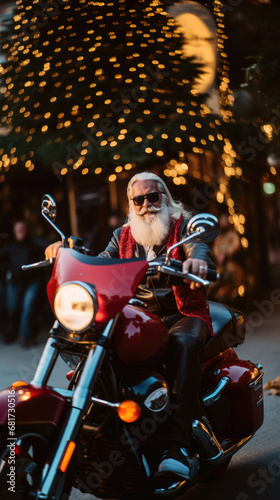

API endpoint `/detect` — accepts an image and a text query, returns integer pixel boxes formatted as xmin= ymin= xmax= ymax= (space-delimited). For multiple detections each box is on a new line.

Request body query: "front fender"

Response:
xmin=0 ymin=384 xmax=70 ymax=426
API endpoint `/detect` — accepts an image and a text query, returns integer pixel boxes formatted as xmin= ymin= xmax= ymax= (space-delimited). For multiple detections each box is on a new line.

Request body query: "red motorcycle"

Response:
xmin=0 ymin=195 xmax=264 ymax=500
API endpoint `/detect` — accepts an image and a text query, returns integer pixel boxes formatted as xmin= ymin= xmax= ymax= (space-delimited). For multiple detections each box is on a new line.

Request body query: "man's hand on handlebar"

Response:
xmin=182 ymin=258 xmax=208 ymax=289
xmin=45 ymin=241 xmax=62 ymax=260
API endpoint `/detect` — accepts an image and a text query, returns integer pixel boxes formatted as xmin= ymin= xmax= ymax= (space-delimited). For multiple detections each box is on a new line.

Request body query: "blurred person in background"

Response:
xmin=105 ymin=212 xmax=124 ymax=244
xmin=0 ymin=220 xmax=46 ymax=348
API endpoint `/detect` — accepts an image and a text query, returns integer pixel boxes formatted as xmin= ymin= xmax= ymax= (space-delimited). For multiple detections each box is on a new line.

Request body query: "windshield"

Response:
xmin=47 ymin=248 xmax=149 ymax=326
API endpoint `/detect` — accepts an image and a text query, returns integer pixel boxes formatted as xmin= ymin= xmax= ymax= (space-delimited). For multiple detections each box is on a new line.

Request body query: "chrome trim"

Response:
xmin=51 ymin=388 xmax=73 ymax=399
xmin=91 ymin=396 xmax=119 ymax=408
xmin=192 ymin=418 xmax=254 ymax=465
xmin=142 ymin=454 xmax=151 ymax=477
xmin=150 ymin=263 xmax=210 ymax=287
xmin=22 ymin=258 xmax=55 ymax=271
xmin=256 ymin=363 xmax=263 ymax=371
xmin=192 ymin=420 xmax=222 ymax=459
xmin=154 ymin=479 xmax=187 ymax=495
xmin=128 ymin=298 xmax=147 ymax=308
xmin=38 ymin=406 xmax=82 ymax=500
xmin=249 ymin=371 xmax=264 ymax=391
xmin=144 ymin=387 xmax=168 ymax=412
xmin=257 ymin=396 xmax=264 ymax=407
xmin=72 ymin=316 xmax=118 ymax=409
xmin=202 ymin=377 xmax=230 ymax=406
xmin=147 ymin=260 xmax=162 ymax=268
xmin=206 ymin=434 xmax=254 ymax=465
xmin=31 ymin=337 xmax=60 ymax=387
xmin=41 ymin=194 xmax=57 ymax=221
xmin=42 ymin=207 xmax=66 ymax=245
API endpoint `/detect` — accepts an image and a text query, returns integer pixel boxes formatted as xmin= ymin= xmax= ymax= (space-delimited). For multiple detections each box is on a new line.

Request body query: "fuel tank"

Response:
xmin=114 ymin=305 xmax=169 ymax=365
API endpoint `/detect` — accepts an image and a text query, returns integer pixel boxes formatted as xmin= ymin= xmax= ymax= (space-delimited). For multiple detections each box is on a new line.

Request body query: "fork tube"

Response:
xmin=31 ymin=337 xmax=59 ymax=387
xmin=72 ymin=316 xmax=118 ymax=409
xmin=38 ymin=317 xmax=117 ymax=499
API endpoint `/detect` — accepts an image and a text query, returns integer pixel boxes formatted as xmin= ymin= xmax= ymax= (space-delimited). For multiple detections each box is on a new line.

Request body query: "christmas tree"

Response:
xmin=0 ymin=1 xmax=248 ymax=236
xmin=0 ymin=0 xmax=220 ymax=178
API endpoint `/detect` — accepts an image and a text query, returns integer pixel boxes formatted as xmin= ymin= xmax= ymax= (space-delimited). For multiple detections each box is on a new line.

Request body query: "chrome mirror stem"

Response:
xmin=165 ymin=228 xmax=205 ymax=265
xmin=42 ymin=209 xmax=66 ymax=246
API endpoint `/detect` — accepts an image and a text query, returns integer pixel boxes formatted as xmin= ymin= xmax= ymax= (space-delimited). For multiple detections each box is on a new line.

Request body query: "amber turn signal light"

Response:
xmin=117 ymin=400 xmax=141 ymax=423
xmin=59 ymin=441 xmax=76 ymax=473
xmin=11 ymin=380 xmax=28 ymax=388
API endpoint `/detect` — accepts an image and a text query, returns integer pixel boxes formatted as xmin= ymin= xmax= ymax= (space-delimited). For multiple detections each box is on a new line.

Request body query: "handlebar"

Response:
xmin=22 ymin=258 xmax=55 ymax=271
xmin=148 ymin=260 xmax=219 ymax=287
xmin=22 ymin=236 xmax=91 ymax=271
xmin=204 ymin=268 xmax=219 ymax=282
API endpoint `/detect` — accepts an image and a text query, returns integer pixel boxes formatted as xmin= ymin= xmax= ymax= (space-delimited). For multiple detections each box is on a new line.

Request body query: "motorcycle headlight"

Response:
xmin=53 ymin=282 xmax=97 ymax=332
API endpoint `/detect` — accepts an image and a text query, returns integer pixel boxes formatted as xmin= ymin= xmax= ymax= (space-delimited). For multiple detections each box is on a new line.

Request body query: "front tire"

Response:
xmin=0 ymin=433 xmax=72 ymax=499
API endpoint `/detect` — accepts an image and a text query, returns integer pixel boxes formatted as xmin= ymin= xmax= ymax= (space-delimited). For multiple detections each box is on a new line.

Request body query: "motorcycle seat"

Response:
xmin=205 ymin=301 xmax=245 ymax=361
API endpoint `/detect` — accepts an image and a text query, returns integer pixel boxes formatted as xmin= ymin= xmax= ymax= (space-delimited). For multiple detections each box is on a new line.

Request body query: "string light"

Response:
xmin=0 ymin=1 xmax=216 ymax=175
xmin=161 ymin=0 xmax=246 ymax=238
xmin=0 ymin=0 xmax=246 ymax=243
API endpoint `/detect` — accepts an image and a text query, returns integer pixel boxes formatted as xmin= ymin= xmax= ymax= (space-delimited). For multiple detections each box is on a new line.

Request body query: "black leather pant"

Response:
xmin=165 ymin=315 xmax=210 ymax=450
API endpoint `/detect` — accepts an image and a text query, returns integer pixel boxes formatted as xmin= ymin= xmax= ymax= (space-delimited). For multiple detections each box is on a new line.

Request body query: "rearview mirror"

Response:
xmin=41 ymin=194 xmax=57 ymax=222
xmin=186 ymin=213 xmax=220 ymax=243
xmin=41 ymin=194 xmax=66 ymax=244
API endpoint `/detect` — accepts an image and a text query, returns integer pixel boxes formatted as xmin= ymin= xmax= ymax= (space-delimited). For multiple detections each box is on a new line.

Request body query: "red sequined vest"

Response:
xmin=119 ymin=216 xmax=213 ymax=335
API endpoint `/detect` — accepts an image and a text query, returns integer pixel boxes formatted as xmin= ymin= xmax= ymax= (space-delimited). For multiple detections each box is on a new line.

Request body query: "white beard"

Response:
xmin=128 ymin=200 xmax=170 ymax=248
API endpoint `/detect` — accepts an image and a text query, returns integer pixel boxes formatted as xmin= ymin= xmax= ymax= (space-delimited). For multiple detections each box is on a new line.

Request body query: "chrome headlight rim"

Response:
xmin=53 ymin=281 xmax=98 ymax=333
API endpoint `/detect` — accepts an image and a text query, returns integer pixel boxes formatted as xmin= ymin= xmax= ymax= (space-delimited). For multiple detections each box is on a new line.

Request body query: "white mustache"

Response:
xmin=137 ymin=206 xmax=162 ymax=216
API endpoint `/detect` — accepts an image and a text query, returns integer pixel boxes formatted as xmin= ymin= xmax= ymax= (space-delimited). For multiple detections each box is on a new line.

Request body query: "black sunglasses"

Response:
xmin=131 ymin=191 xmax=164 ymax=207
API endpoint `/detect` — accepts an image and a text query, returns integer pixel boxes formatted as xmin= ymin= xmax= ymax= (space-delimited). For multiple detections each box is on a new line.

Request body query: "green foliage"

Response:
xmin=0 ymin=0 xmax=223 ymax=177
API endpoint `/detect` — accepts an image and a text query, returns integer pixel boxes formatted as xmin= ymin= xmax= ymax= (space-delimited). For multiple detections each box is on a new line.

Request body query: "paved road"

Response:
xmin=1 ymin=303 xmax=279 ymax=500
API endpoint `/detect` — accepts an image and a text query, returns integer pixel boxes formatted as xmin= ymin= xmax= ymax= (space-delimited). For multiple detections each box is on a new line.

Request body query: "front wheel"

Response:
xmin=0 ymin=433 xmax=72 ymax=499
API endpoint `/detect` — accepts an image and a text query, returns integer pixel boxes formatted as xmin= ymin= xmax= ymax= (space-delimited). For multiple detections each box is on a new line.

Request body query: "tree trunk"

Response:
xmin=66 ymin=174 xmax=78 ymax=237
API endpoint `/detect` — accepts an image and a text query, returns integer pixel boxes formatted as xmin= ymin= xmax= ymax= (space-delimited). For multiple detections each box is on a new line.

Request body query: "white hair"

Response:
xmin=127 ymin=171 xmax=191 ymax=220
